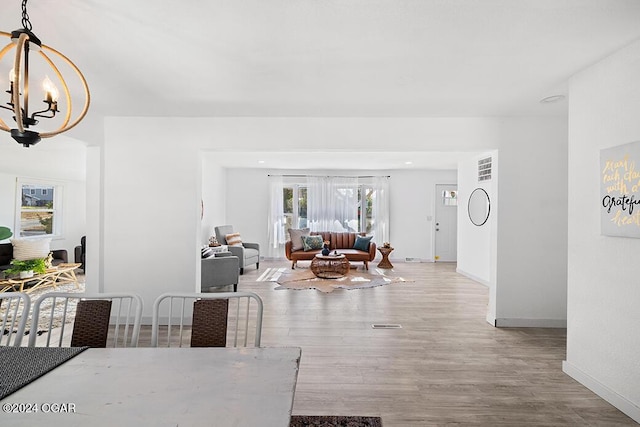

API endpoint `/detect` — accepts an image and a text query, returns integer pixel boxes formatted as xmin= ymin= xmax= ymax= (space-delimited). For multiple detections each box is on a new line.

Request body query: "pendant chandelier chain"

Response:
xmin=21 ymin=0 xmax=32 ymax=32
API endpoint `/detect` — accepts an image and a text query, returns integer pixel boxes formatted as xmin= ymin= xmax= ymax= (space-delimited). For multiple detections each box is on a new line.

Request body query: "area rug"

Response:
xmin=1 ymin=281 xmax=85 ymax=337
xmin=262 ymin=267 xmax=411 ymax=293
xmin=290 ymin=415 xmax=383 ymax=427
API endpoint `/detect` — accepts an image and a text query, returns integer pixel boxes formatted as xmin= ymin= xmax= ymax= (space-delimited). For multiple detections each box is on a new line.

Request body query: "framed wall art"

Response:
xmin=600 ymin=140 xmax=640 ymax=238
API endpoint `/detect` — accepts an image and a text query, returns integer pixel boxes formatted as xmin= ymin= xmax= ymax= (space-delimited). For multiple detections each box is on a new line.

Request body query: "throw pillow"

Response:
xmin=288 ymin=228 xmax=310 ymax=251
xmin=225 ymin=233 xmax=243 ymax=246
xmin=353 ymin=235 xmax=373 ymax=252
xmin=201 ymin=247 xmax=214 ymax=259
xmin=11 ymin=238 xmax=51 ymax=261
xmin=301 ymin=235 xmax=324 ymax=251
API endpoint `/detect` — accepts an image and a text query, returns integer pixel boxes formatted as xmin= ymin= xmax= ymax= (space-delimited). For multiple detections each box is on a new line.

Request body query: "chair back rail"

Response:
xmin=0 ymin=292 xmax=31 ymax=346
xmin=28 ymin=292 xmax=143 ymax=348
xmin=151 ymin=291 xmax=263 ymax=348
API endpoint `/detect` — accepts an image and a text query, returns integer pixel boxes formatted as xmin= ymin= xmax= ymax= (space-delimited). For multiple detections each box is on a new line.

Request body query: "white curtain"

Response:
xmin=371 ymin=176 xmax=390 ymax=244
xmin=266 ymin=175 xmax=285 ymax=259
xmin=307 ymin=176 xmax=359 ymax=232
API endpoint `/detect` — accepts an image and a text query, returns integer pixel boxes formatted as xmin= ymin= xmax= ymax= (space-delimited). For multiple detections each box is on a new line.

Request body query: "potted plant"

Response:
xmin=0 ymin=226 xmax=12 ymax=241
xmin=5 ymin=258 xmax=48 ymax=279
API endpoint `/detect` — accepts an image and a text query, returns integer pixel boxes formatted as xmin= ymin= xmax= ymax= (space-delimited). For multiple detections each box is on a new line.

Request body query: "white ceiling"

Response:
xmin=2 ymin=0 xmax=640 ymax=169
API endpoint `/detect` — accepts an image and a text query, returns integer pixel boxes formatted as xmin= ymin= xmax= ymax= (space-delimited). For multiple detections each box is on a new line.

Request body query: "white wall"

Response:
xmin=0 ymin=139 xmax=87 ymax=258
xmin=456 ymin=151 xmax=498 ymax=287
xmin=563 ymin=39 xmax=640 ymax=422
xmin=220 ymin=167 xmax=457 ymax=263
xmin=494 ymin=118 xmax=568 ymax=327
xmin=456 ymin=117 xmax=568 ymax=329
xmin=200 ymin=152 xmax=227 ymax=246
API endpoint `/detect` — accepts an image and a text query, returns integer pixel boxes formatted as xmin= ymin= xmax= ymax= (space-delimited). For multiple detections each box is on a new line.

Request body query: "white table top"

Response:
xmin=1 ymin=347 xmax=301 ymax=427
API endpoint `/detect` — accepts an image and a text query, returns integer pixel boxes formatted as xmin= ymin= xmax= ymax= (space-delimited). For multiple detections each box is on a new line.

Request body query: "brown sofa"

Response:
xmin=285 ymin=232 xmax=376 ymax=270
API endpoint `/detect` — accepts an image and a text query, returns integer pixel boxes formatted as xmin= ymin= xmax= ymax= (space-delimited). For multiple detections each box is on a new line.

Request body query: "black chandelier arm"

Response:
xmin=31 ymin=104 xmax=57 ymax=120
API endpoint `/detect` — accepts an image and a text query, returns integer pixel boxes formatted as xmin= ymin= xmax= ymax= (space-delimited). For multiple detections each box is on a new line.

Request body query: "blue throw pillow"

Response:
xmin=353 ymin=235 xmax=373 ymax=251
xmin=302 ymin=235 xmax=324 ymax=251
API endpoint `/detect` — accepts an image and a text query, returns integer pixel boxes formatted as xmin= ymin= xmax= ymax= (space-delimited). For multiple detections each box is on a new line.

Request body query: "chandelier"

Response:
xmin=0 ymin=0 xmax=90 ymax=147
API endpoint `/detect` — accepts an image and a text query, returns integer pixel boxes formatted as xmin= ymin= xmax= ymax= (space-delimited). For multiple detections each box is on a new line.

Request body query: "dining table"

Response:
xmin=0 ymin=346 xmax=301 ymax=426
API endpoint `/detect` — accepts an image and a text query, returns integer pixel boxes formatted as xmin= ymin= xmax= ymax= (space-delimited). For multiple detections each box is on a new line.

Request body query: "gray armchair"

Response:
xmin=201 ymin=254 xmax=240 ymax=292
xmin=214 ymin=225 xmax=260 ymax=275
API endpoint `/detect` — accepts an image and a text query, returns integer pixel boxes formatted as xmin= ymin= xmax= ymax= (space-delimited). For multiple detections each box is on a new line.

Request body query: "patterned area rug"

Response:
xmin=289 ymin=415 xmax=383 ymax=427
xmin=259 ymin=267 xmax=411 ymax=293
xmin=1 ymin=281 xmax=85 ymax=337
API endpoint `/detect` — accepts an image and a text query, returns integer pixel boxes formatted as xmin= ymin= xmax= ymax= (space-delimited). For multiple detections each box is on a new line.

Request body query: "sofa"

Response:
xmin=74 ymin=235 xmax=86 ymax=273
xmin=0 ymin=242 xmax=68 ymax=271
xmin=285 ymin=231 xmax=376 ymax=270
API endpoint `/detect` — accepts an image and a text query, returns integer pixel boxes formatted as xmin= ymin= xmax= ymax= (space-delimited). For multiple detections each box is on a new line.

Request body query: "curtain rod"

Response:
xmin=267 ymin=174 xmax=390 ymax=178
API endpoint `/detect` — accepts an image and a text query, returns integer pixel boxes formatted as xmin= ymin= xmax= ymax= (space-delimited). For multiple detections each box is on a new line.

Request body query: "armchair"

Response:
xmin=201 ymin=253 xmax=240 ymax=292
xmin=214 ymin=225 xmax=260 ymax=275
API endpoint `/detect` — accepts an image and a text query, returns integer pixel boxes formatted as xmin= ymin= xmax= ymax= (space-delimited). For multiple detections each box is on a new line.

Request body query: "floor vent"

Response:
xmin=405 ymin=257 xmax=421 ymax=262
xmin=371 ymin=324 xmax=402 ymax=329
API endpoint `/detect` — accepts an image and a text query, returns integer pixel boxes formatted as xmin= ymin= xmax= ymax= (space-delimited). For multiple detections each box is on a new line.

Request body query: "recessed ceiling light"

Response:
xmin=258 ymin=160 xmax=265 ymax=164
xmin=405 ymin=161 xmax=413 ymax=165
xmin=540 ymin=95 xmax=565 ymax=104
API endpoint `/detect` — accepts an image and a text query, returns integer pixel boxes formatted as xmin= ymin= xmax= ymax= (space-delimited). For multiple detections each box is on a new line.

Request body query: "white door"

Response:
xmin=434 ymin=184 xmax=458 ymax=262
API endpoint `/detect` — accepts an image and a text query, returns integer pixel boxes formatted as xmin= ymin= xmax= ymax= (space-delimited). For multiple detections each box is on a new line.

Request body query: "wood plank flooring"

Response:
xmin=226 ymin=260 xmax=636 ymax=426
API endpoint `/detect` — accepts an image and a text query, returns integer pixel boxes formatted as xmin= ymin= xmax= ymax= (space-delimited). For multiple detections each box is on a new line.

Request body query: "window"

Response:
xmin=442 ymin=190 xmax=458 ymax=206
xmin=270 ymin=175 xmax=390 ymax=250
xmin=284 ymin=179 xmax=381 ymax=234
xmin=15 ymin=179 xmax=63 ymax=237
xmin=283 ymin=185 xmax=308 ymax=231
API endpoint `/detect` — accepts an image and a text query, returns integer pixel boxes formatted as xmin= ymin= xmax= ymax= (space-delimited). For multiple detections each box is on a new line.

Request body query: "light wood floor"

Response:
xmin=212 ymin=260 xmax=634 ymax=427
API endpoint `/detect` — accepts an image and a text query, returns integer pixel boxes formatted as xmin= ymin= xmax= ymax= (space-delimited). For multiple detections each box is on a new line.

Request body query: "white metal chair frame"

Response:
xmin=0 ymin=292 xmax=31 ymax=346
xmin=151 ymin=291 xmax=264 ymax=348
xmin=28 ymin=292 xmax=143 ymax=348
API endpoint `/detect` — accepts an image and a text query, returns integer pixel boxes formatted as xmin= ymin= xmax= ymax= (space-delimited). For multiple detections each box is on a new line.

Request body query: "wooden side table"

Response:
xmin=377 ymin=247 xmax=394 ymax=269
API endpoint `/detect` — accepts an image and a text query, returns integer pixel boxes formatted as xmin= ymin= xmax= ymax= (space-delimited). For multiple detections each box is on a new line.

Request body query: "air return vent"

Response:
xmin=478 ymin=157 xmax=492 ymax=181
xmin=371 ymin=324 xmax=402 ymax=329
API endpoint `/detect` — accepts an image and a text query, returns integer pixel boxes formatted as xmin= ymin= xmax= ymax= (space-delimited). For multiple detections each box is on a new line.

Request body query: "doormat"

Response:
xmin=290 ymin=415 xmax=383 ymax=427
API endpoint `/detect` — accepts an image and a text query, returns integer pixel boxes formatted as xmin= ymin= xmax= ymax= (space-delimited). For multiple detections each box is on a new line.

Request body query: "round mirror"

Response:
xmin=468 ymin=188 xmax=490 ymax=226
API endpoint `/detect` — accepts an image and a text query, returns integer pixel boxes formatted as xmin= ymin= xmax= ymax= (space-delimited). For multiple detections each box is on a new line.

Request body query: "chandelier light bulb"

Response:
xmin=42 ymin=76 xmax=58 ymax=102
xmin=8 ymin=68 xmax=15 ymax=83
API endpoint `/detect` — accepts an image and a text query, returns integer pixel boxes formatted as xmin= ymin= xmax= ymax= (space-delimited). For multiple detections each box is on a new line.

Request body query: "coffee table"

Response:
xmin=0 ymin=263 xmax=81 ymax=294
xmin=310 ymin=254 xmax=350 ymax=278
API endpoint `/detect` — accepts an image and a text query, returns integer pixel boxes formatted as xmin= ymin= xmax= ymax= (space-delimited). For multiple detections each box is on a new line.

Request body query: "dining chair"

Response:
xmin=0 ymin=292 xmax=31 ymax=346
xmin=28 ymin=292 xmax=143 ymax=348
xmin=151 ymin=291 xmax=263 ymax=348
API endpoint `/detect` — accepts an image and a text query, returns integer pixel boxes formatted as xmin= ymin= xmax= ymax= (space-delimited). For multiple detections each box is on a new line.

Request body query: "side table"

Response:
xmin=377 ymin=247 xmax=394 ymax=269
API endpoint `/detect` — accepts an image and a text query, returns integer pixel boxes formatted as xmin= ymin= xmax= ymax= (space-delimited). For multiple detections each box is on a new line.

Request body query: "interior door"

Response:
xmin=434 ymin=184 xmax=458 ymax=262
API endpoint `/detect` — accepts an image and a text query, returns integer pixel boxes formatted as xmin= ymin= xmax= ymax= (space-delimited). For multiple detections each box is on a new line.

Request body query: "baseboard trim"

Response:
xmin=563 ymin=361 xmax=640 ymax=423
xmin=456 ymin=268 xmax=490 ymax=287
xmin=495 ymin=318 xmax=567 ymax=328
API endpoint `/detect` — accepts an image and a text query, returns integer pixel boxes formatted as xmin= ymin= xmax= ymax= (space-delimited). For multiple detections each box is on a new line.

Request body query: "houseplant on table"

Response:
xmin=5 ymin=258 xmax=48 ymax=279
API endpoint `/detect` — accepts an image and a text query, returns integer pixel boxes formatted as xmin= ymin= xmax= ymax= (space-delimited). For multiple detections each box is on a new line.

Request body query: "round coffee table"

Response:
xmin=310 ymin=254 xmax=350 ymax=279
